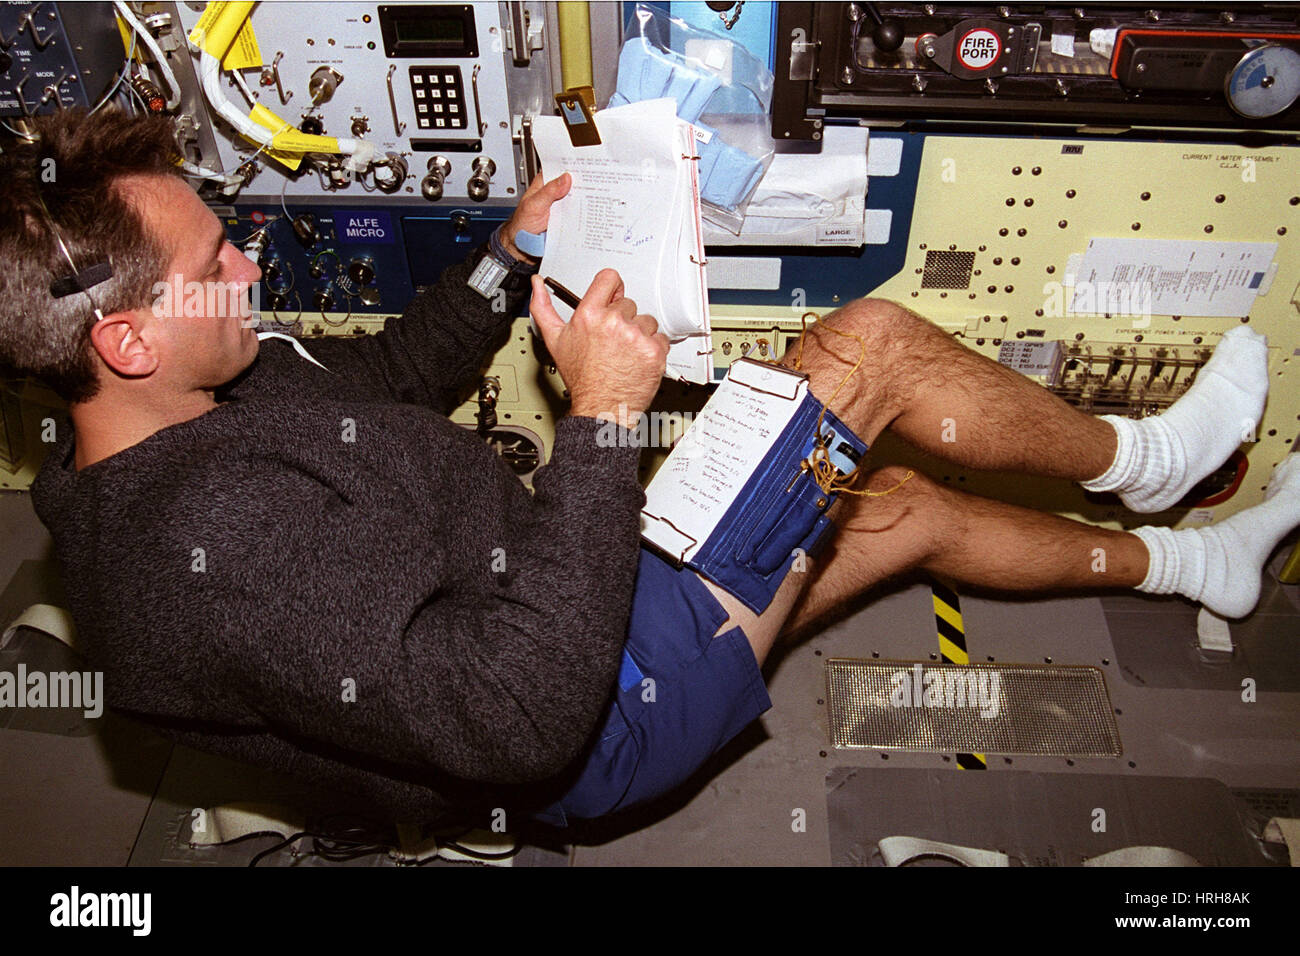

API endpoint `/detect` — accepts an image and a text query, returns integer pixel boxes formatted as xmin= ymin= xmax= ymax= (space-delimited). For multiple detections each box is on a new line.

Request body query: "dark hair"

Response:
xmin=0 ymin=106 xmax=184 ymax=403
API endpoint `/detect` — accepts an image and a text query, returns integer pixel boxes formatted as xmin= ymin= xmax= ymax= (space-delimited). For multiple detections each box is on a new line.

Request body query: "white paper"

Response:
xmin=531 ymin=98 xmax=712 ymax=383
xmin=641 ymin=359 xmax=808 ymax=563
xmin=1069 ymin=238 xmax=1277 ymax=317
xmin=1051 ymin=31 xmax=1075 ymax=57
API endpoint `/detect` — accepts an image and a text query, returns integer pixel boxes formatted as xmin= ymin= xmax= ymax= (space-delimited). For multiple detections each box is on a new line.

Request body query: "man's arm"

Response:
xmin=292 ymin=175 xmax=570 ymax=415
xmin=298 ymin=244 xmax=524 ymax=414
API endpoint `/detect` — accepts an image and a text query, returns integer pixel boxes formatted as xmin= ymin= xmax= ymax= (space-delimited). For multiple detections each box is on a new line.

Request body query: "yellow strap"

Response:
xmin=780 ymin=312 xmax=913 ymax=499
xmin=187 ymin=1 xmax=260 ymax=68
xmin=249 ymin=103 xmax=340 ymax=153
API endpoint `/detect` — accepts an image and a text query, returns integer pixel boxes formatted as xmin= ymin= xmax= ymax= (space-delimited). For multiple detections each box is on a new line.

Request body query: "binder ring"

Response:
xmin=689 ymin=254 xmax=707 ymax=265
xmin=681 ymin=153 xmax=701 ymax=161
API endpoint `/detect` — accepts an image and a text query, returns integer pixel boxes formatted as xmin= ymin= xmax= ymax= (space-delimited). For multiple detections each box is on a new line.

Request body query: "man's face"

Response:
xmin=128 ymin=174 xmax=262 ymax=389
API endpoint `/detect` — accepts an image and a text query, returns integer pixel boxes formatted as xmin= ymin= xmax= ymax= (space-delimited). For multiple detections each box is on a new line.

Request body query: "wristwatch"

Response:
xmin=466 ymin=227 xmax=537 ymax=299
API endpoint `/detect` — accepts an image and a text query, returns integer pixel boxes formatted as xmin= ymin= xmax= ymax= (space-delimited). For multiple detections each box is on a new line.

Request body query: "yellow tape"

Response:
xmin=937 ymin=634 xmax=969 ymax=666
xmin=930 ymin=578 xmax=986 ymax=768
xmin=115 ymin=15 xmax=146 ymax=63
xmin=244 ymin=105 xmax=343 ymax=171
xmin=244 ymin=104 xmax=301 ymax=171
xmin=249 ymin=103 xmax=339 ymax=152
xmin=187 ymin=1 xmax=262 ymax=70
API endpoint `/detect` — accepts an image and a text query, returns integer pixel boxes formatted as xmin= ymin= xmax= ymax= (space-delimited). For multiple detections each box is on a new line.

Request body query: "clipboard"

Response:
xmin=531 ymin=97 xmax=714 ymax=384
xmin=640 ymin=358 xmax=869 ymax=614
xmin=554 ymin=87 xmax=600 ymax=147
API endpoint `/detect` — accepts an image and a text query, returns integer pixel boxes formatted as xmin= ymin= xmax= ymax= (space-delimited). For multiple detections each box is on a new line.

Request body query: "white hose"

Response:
xmin=179 ymin=156 xmax=242 ymax=188
xmin=187 ymin=1 xmax=378 ymax=173
xmin=113 ymin=0 xmax=181 ymax=110
xmin=196 ymin=47 xmax=372 ymax=171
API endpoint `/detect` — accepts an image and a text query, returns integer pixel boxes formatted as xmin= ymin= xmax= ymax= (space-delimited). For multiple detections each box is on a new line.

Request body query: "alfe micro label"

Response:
xmin=334 ymin=210 xmax=395 ymax=244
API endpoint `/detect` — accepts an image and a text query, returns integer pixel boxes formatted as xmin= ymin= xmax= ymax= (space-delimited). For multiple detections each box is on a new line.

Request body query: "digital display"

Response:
xmin=394 ymin=18 xmax=464 ymax=46
xmin=379 ymin=5 xmax=478 ymax=58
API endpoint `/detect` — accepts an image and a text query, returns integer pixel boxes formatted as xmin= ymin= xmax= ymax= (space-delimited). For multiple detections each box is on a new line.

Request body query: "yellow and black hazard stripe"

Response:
xmin=930 ymin=576 xmax=987 ymax=771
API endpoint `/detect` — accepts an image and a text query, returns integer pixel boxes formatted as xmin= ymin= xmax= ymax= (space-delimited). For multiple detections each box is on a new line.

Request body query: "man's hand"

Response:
xmin=530 ymin=269 xmax=669 ymax=427
xmin=498 ymin=172 xmax=571 ymax=264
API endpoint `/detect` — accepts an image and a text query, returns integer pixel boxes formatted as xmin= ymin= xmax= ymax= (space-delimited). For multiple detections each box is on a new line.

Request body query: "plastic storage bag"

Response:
xmin=609 ymin=3 xmax=776 ymax=234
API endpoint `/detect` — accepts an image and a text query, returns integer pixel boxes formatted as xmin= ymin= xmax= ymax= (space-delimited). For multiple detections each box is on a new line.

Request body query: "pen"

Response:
xmin=543 ymin=276 xmax=581 ymax=309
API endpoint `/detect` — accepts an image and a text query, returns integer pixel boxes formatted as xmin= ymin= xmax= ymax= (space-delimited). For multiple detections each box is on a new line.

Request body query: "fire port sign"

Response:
xmin=956 ymin=28 xmax=1001 ymax=70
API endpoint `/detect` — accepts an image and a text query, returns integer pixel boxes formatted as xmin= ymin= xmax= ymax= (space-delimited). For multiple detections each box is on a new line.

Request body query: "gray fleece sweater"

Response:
xmin=29 ymin=248 xmax=646 ymax=823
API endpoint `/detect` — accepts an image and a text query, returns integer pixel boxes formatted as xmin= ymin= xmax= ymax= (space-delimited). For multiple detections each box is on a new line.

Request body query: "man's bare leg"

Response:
xmin=774 ymin=297 xmax=1119 ymax=479
xmin=700 ymin=297 xmax=1292 ymax=660
xmin=703 ymin=465 xmax=1148 ymax=665
xmin=699 ymin=296 xmax=1142 ymax=664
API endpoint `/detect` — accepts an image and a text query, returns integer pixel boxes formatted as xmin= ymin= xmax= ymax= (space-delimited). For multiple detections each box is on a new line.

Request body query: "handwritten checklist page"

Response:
xmin=532 ymin=97 xmax=712 ymax=383
xmin=642 ymin=359 xmax=808 ymax=563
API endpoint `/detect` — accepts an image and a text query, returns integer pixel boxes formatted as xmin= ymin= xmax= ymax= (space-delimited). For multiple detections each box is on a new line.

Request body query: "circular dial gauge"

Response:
xmin=1226 ymin=44 xmax=1300 ymax=118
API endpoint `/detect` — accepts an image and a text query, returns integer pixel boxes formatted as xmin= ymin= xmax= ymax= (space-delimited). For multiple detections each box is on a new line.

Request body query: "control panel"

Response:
xmin=0 ymin=1 xmax=122 ymax=117
xmin=774 ymin=2 xmax=1300 ymax=138
xmin=171 ymin=1 xmax=529 ymax=206
xmin=219 ymin=199 xmax=507 ymax=325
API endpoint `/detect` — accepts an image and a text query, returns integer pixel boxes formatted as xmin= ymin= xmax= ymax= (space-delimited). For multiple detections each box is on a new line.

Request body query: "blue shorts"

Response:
xmin=530 ymin=547 xmax=773 ymax=827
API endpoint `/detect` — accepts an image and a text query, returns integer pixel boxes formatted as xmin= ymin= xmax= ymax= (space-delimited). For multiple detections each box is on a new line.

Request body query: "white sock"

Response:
xmin=1081 ymin=326 xmax=1270 ymax=513
xmin=1132 ymin=454 xmax=1300 ymax=618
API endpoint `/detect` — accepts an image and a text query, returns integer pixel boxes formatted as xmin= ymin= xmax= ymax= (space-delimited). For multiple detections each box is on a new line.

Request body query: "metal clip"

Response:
xmin=554 ymin=86 xmax=600 ymax=147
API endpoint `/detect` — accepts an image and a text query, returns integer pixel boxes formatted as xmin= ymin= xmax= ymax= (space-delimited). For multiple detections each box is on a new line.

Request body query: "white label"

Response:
xmin=864 ymin=208 xmax=893 ymax=245
xmin=956 ymin=28 xmax=1001 ymax=70
xmin=1051 ymin=31 xmax=1075 ymax=57
xmin=706 ymin=256 xmax=782 ymax=290
xmin=1069 ymin=238 xmax=1277 ymax=318
xmin=1187 ymin=508 xmax=1216 ymax=525
xmin=867 ymin=136 xmax=903 ymax=176
xmin=817 ymin=224 xmax=861 ymax=246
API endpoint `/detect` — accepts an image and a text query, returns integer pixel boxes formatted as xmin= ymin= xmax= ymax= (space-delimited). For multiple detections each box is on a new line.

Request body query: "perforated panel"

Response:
xmin=920 ymin=249 xmax=976 ymax=288
xmin=826 ymin=659 xmax=1122 ymax=757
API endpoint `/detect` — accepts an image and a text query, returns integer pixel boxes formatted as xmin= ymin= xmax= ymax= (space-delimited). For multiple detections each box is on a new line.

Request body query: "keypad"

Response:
xmin=409 ymin=66 xmax=467 ymax=130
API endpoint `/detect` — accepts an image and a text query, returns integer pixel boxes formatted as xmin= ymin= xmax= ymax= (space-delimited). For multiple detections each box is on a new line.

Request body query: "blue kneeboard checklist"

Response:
xmin=640 ymin=357 xmax=869 ymax=615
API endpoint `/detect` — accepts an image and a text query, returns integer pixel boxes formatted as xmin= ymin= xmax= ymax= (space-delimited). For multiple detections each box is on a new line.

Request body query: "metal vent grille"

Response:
xmin=825 ymin=659 xmax=1122 ymax=757
xmin=920 ymin=250 xmax=976 ymax=289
